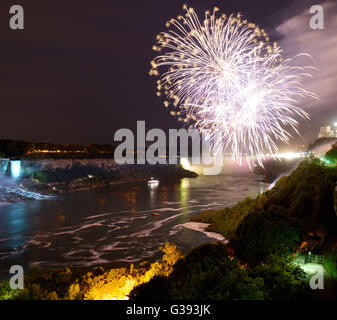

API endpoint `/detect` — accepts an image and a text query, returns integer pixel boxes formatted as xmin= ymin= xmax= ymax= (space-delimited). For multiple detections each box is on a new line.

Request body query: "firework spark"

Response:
xmin=150 ymin=5 xmax=317 ymax=165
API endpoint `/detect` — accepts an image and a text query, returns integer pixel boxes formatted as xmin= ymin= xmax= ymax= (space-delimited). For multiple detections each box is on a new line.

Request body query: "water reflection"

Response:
xmin=179 ymin=179 xmax=190 ymax=209
xmin=148 ymin=180 xmax=159 ymax=208
xmin=0 ymin=173 xmax=267 ymax=279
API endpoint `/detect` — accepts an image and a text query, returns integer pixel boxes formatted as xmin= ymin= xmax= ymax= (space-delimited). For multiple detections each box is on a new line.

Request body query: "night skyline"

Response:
xmin=0 ymin=0 xmax=335 ymax=148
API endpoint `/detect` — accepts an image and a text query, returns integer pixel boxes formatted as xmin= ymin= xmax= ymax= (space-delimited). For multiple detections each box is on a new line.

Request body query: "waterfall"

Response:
xmin=0 ymin=160 xmax=21 ymax=179
xmin=10 ymin=160 xmax=21 ymax=179
xmin=0 ymin=159 xmax=9 ymax=176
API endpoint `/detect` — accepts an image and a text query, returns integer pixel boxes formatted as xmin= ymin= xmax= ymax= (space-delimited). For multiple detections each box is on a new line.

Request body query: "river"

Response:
xmin=0 ymin=169 xmax=266 ymax=280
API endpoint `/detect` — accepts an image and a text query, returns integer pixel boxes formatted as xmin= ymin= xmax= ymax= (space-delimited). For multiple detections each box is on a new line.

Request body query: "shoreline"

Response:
xmin=0 ymin=161 xmax=198 ymax=203
xmin=20 ymin=175 xmax=190 ymax=196
xmin=181 ymin=222 xmax=227 ymax=242
xmin=0 ymin=175 xmax=195 ymax=206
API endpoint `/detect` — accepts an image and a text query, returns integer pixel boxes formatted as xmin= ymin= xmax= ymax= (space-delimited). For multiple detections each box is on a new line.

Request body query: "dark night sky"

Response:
xmin=0 ymin=0 xmax=335 ymax=148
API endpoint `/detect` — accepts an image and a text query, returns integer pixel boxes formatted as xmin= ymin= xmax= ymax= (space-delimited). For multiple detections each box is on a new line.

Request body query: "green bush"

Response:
xmin=235 ymin=208 xmax=302 ymax=264
xmin=250 ymin=254 xmax=309 ymax=300
xmin=130 ymin=243 xmax=309 ymax=300
xmin=323 ymin=247 xmax=337 ymax=280
xmin=325 ymin=142 xmax=337 ymax=163
xmin=15 ymin=266 xmax=81 ymax=300
xmin=192 ymin=196 xmax=261 ymax=239
xmin=0 ymin=281 xmax=21 ymax=300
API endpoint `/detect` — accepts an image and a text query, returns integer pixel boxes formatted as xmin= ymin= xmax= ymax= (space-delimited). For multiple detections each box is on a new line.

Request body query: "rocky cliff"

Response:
xmin=17 ymin=159 xmax=197 ymax=194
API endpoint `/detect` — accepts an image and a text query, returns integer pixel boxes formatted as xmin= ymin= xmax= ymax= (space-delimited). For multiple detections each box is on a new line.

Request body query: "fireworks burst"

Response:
xmin=150 ymin=5 xmax=317 ymax=165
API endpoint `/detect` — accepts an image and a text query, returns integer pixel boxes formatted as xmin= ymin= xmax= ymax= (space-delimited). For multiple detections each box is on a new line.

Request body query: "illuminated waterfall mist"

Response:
xmin=0 ymin=159 xmax=48 ymax=205
xmin=10 ymin=160 xmax=21 ymax=179
xmin=0 ymin=159 xmax=21 ymax=179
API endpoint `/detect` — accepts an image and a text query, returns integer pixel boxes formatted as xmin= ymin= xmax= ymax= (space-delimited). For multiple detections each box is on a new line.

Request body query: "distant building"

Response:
xmin=318 ymin=125 xmax=336 ymax=138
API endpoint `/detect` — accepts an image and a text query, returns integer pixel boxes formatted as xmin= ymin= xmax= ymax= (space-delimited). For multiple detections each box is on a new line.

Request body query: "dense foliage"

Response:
xmin=325 ymin=142 xmax=337 ymax=164
xmin=323 ymin=246 xmax=337 ymax=280
xmin=190 ymin=197 xmax=258 ymax=240
xmin=194 ymin=159 xmax=337 ymax=257
xmin=235 ymin=208 xmax=302 ymax=264
xmin=0 ymin=140 xmax=30 ymax=158
xmin=130 ymin=243 xmax=309 ymax=300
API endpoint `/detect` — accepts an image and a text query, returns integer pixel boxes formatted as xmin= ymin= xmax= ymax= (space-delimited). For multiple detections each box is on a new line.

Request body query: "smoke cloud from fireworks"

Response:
xmin=150 ymin=5 xmax=317 ymax=165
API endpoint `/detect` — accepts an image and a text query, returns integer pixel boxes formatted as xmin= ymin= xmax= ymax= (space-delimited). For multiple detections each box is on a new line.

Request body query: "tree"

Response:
xmin=236 ymin=208 xmax=302 ymax=264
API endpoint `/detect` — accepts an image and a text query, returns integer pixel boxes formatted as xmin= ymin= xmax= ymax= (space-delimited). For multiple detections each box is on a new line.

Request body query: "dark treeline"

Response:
xmin=308 ymin=137 xmax=337 ymax=151
xmin=0 ymin=139 xmax=197 ymax=160
xmin=0 ymin=140 xmax=115 ymax=159
xmin=325 ymin=142 xmax=337 ymax=163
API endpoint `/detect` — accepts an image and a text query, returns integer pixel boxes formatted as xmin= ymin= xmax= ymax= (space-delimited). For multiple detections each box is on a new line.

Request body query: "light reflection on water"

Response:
xmin=0 ymin=172 xmax=266 ymax=279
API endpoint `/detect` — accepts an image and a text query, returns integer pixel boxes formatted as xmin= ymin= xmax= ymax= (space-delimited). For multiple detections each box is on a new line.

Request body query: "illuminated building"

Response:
xmin=318 ymin=125 xmax=336 ymax=138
